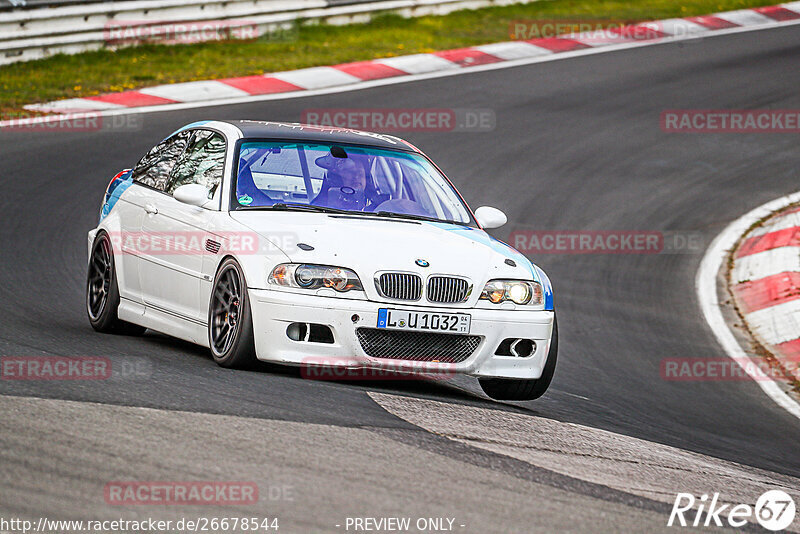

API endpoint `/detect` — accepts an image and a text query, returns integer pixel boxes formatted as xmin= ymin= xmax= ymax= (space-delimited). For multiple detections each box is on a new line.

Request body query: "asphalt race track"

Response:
xmin=1 ymin=25 xmax=799 ymax=532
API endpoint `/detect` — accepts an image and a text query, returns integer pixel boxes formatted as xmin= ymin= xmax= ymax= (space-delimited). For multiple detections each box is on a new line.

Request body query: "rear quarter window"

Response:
xmin=131 ymin=131 xmax=191 ymax=191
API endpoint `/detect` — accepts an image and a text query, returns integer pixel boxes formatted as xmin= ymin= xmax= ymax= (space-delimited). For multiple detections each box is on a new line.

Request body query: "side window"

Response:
xmin=131 ymin=131 xmax=191 ymax=191
xmin=166 ymin=130 xmax=226 ymax=198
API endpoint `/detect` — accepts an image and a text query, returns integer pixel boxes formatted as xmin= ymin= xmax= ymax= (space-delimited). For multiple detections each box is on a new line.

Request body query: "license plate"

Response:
xmin=377 ymin=308 xmax=471 ymax=334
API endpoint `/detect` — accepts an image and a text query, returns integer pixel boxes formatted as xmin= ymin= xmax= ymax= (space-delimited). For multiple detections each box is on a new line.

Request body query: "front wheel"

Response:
xmin=208 ymin=258 xmax=256 ymax=368
xmin=479 ymin=315 xmax=558 ymax=401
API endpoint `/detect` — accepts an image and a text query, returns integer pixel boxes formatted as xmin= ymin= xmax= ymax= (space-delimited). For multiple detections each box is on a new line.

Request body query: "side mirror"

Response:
xmin=474 ymin=206 xmax=507 ymax=229
xmin=173 ymin=184 xmax=211 ymax=207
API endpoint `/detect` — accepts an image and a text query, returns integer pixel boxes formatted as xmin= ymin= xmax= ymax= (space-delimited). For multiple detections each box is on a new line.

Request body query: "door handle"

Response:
xmin=144 ymin=204 xmax=158 ymax=215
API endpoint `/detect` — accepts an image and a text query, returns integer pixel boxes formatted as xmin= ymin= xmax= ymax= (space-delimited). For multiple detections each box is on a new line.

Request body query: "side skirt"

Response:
xmin=119 ymin=298 xmax=210 ymax=348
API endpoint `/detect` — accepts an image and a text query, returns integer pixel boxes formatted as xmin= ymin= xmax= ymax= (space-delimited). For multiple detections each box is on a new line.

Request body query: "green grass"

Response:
xmin=0 ymin=0 xmax=778 ymax=118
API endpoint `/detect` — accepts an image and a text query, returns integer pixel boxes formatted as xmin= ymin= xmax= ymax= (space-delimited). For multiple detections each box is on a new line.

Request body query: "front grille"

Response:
xmin=427 ymin=276 xmax=470 ymax=303
xmin=356 ymin=328 xmax=480 ymax=363
xmin=376 ymin=272 xmax=422 ymax=301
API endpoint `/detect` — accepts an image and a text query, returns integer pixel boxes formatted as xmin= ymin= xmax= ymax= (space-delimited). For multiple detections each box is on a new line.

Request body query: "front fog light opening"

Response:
xmin=495 ymin=338 xmax=536 ymax=357
xmin=286 ymin=322 xmax=334 ymax=344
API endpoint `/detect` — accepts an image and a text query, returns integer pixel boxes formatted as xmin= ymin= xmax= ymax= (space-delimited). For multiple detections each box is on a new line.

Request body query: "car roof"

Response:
xmin=226 ymin=120 xmax=420 ymax=152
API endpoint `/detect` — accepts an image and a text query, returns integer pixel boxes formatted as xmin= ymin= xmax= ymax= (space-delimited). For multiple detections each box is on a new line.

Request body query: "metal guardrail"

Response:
xmin=0 ymin=0 xmax=139 ymax=11
xmin=0 ymin=0 xmax=530 ymax=65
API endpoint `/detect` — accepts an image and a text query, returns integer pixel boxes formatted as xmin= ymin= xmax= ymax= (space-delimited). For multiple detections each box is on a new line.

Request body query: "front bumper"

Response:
xmin=249 ymin=288 xmax=555 ymax=380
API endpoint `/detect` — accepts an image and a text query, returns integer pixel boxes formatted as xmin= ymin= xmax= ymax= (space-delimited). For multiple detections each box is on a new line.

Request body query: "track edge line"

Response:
xmin=696 ymin=191 xmax=800 ymax=421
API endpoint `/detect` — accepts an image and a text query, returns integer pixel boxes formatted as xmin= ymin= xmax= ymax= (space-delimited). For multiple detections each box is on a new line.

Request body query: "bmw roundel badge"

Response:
xmin=415 ymin=259 xmax=430 ymax=268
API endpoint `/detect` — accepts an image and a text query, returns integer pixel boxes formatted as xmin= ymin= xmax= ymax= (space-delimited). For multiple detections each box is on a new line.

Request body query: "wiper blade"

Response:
xmin=374 ymin=211 xmax=467 ymax=226
xmin=271 ymin=202 xmax=346 ymax=213
xmin=237 ymin=203 xmax=469 ymax=226
xmin=239 ymin=203 xmax=350 ymax=214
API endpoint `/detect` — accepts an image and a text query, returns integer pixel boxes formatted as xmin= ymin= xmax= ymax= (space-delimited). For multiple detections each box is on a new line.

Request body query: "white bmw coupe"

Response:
xmin=87 ymin=120 xmax=557 ymax=400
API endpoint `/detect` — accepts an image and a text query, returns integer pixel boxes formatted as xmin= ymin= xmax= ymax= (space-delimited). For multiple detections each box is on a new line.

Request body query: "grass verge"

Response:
xmin=0 ymin=0 xmax=780 ymax=118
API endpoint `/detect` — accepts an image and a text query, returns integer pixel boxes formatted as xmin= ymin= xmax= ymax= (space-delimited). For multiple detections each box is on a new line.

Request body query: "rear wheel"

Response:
xmin=479 ymin=315 xmax=558 ymax=401
xmin=86 ymin=232 xmax=146 ymax=335
xmin=208 ymin=258 xmax=256 ymax=368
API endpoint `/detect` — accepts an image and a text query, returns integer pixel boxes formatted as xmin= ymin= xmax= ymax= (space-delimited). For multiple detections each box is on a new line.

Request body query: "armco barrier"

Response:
xmin=0 ymin=0 xmax=535 ymax=65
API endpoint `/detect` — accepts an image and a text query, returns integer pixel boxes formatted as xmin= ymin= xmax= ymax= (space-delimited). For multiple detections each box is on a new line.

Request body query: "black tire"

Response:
xmin=479 ymin=315 xmax=558 ymax=401
xmin=86 ymin=232 xmax=146 ymax=335
xmin=208 ymin=258 xmax=256 ymax=368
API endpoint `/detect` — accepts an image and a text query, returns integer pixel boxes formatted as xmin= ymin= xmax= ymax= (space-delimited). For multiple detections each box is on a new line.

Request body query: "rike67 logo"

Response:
xmin=668 ymin=490 xmax=796 ymax=531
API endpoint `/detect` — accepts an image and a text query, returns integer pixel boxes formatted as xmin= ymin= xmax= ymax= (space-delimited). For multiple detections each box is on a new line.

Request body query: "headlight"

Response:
xmin=480 ymin=280 xmax=542 ymax=306
xmin=269 ymin=263 xmax=363 ymax=293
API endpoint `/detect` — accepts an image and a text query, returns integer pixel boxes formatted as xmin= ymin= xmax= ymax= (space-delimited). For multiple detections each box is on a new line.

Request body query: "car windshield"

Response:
xmin=232 ymin=141 xmax=474 ymax=225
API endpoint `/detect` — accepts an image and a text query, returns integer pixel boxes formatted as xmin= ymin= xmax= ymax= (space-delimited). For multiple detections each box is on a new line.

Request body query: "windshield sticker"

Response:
xmin=238 ymin=194 xmax=253 ymax=206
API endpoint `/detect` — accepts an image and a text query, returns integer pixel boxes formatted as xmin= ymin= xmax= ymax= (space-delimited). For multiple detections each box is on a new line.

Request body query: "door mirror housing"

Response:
xmin=474 ymin=206 xmax=507 ymax=229
xmin=173 ymin=184 xmax=211 ymax=207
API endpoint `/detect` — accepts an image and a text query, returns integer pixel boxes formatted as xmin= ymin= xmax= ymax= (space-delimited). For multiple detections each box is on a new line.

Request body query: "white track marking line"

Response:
xmin=714 ymin=9 xmax=776 ymax=26
xmin=271 ymin=66 xmax=362 ymax=90
xmin=5 ymin=18 xmax=800 ymax=127
xmin=374 ymin=53 xmax=459 ymax=74
xmin=139 ymin=80 xmax=250 ymax=102
xmin=696 ymin=191 xmax=800 ymax=421
xmin=473 ymin=41 xmax=553 ymax=59
xmin=565 ymin=31 xmax=632 ymax=47
xmin=657 ymin=18 xmax=713 ymax=36
xmin=25 ymin=97 xmax=124 ymax=112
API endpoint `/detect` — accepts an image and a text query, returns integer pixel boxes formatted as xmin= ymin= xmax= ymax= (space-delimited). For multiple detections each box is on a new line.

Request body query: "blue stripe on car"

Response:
xmin=100 ymin=170 xmax=133 ymax=222
xmin=425 ymin=222 xmax=554 ymax=311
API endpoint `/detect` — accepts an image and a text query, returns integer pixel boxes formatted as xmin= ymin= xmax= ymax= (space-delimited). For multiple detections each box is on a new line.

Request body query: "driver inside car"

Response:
xmin=312 ymin=150 xmax=386 ymax=211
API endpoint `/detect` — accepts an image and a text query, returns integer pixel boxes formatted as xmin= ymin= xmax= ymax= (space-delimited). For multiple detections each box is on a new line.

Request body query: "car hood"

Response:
xmin=229 ymin=211 xmax=535 ymax=286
